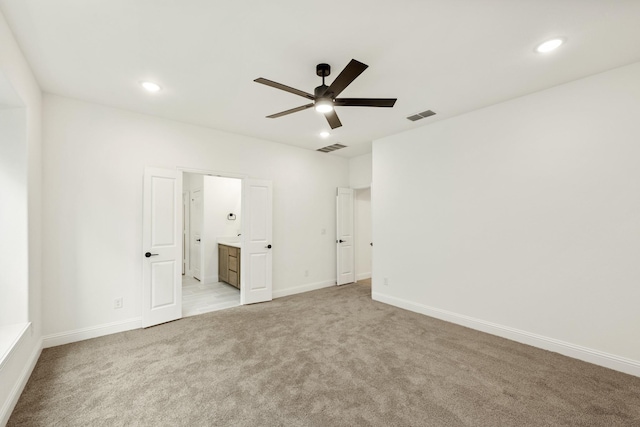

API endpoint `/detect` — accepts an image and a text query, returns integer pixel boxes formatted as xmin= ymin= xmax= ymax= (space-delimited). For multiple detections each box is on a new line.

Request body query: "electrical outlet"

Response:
xmin=304 ymin=270 xmax=309 ymax=277
xmin=114 ymin=297 xmax=123 ymax=309
xmin=321 ymin=228 xmax=326 ymax=235
xmin=384 ymin=277 xmax=389 ymax=286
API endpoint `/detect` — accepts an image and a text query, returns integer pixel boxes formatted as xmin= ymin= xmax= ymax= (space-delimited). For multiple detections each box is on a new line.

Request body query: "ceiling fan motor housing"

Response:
xmin=315 ymin=84 xmax=331 ymax=99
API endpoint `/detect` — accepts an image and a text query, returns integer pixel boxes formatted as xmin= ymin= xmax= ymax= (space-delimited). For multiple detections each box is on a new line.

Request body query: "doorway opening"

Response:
xmin=354 ymin=187 xmax=372 ymax=284
xmin=142 ymin=167 xmax=273 ymax=328
xmin=182 ymin=172 xmax=242 ymax=317
xmin=336 ymin=186 xmax=372 ymax=287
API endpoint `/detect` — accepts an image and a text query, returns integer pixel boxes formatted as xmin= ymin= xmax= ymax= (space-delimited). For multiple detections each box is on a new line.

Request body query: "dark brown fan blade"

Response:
xmin=266 ymin=103 xmax=314 ymax=118
xmin=323 ymin=59 xmax=368 ymax=98
xmin=324 ymin=110 xmax=342 ymax=129
xmin=334 ymin=98 xmax=397 ymax=107
xmin=254 ymin=78 xmax=315 ymax=100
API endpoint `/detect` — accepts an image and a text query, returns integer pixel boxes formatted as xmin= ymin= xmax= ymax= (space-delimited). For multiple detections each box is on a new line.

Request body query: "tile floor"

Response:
xmin=182 ymin=275 xmax=240 ymax=317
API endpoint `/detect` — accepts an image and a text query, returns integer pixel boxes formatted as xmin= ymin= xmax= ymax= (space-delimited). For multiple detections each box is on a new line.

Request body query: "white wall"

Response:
xmin=354 ymin=187 xmax=371 ymax=281
xmin=0 ymin=107 xmax=27 ymax=326
xmin=372 ymin=62 xmax=640 ymax=375
xmin=203 ymin=175 xmax=241 ymax=283
xmin=0 ymin=8 xmax=43 ymax=425
xmin=349 ymin=153 xmax=372 ymax=189
xmin=41 ymin=94 xmax=349 ymax=338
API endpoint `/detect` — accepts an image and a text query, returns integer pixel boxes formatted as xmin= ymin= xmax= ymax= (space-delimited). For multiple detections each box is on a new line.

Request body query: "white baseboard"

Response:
xmin=356 ymin=272 xmax=371 ymax=281
xmin=42 ymin=317 xmax=142 ymax=349
xmin=0 ymin=336 xmax=42 ymax=427
xmin=372 ymin=292 xmax=640 ymax=378
xmin=273 ymin=280 xmax=335 ymax=299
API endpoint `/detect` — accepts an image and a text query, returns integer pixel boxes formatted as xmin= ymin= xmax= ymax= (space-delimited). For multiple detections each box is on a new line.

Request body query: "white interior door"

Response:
xmin=241 ymin=179 xmax=273 ymax=305
xmin=190 ymin=189 xmax=202 ymax=280
xmin=337 ymin=187 xmax=355 ymax=285
xmin=142 ymin=167 xmax=181 ymax=328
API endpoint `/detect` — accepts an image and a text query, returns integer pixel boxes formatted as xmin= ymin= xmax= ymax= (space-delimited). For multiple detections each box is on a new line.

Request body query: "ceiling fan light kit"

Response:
xmin=314 ymin=98 xmax=334 ymax=113
xmin=254 ymin=59 xmax=397 ymax=129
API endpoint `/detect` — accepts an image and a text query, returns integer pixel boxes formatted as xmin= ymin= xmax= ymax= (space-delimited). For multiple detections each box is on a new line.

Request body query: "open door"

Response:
xmin=182 ymin=191 xmax=189 ymax=275
xmin=190 ymin=188 xmax=203 ymax=280
xmin=336 ymin=187 xmax=355 ymax=285
xmin=241 ymin=179 xmax=273 ymax=304
xmin=142 ymin=167 xmax=181 ymax=327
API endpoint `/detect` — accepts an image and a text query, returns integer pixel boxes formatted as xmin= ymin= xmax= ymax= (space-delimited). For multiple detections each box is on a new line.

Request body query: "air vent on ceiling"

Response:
xmin=317 ymin=143 xmax=347 ymax=153
xmin=407 ymin=110 xmax=436 ymax=121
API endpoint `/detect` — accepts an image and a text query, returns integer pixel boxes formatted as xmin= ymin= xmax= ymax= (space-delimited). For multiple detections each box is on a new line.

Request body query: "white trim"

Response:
xmin=372 ymin=292 xmax=640 ymax=378
xmin=42 ymin=317 xmax=142 ymax=349
xmin=356 ymin=272 xmax=371 ymax=281
xmin=177 ymin=166 xmax=248 ymax=181
xmin=0 ymin=336 xmax=42 ymax=427
xmin=273 ymin=280 xmax=335 ymax=299
xmin=0 ymin=322 xmax=30 ymax=371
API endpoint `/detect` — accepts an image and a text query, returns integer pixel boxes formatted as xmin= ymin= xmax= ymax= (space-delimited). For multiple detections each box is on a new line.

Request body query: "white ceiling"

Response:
xmin=1 ymin=0 xmax=639 ymax=157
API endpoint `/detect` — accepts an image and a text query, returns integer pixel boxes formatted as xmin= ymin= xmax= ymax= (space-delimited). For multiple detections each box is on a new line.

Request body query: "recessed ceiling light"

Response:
xmin=319 ymin=131 xmax=331 ymax=138
xmin=140 ymin=81 xmax=162 ymax=92
xmin=535 ymin=38 xmax=565 ymax=53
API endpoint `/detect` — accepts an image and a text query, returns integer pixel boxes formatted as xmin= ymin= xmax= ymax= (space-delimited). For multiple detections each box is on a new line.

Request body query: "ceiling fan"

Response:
xmin=254 ymin=59 xmax=397 ymax=129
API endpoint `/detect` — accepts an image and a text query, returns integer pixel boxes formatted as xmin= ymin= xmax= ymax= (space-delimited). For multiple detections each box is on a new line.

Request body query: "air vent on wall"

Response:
xmin=317 ymin=143 xmax=347 ymax=153
xmin=407 ymin=110 xmax=436 ymax=121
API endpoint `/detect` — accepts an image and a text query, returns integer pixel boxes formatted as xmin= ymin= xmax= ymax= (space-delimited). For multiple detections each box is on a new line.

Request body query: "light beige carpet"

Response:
xmin=8 ymin=282 xmax=640 ymax=426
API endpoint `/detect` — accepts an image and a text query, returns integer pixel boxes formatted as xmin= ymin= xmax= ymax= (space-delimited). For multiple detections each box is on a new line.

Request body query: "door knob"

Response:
xmin=145 ymin=252 xmax=159 ymax=258
xmin=265 ymin=244 xmax=272 ymax=249
xmin=196 ymin=239 xmax=201 ymax=242
xmin=338 ymin=239 xmax=345 ymax=243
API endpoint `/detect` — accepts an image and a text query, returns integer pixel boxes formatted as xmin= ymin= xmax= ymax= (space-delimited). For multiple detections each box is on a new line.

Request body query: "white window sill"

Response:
xmin=0 ymin=322 xmax=30 ymax=370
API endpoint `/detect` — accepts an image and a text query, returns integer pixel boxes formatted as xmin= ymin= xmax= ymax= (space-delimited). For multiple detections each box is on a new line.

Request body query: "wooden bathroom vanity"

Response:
xmin=218 ymin=243 xmax=240 ymax=288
